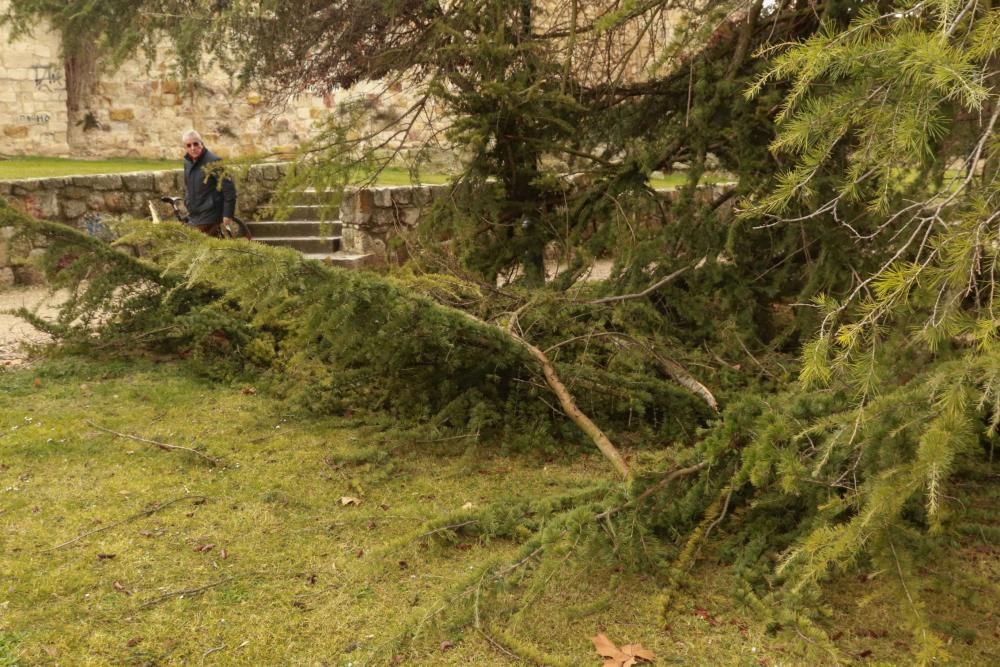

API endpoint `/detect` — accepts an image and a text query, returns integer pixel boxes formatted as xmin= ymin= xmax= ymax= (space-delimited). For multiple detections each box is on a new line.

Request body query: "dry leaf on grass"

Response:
xmin=340 ymin=496 xmax=361 ymax=506
xmin=591 ymin=633 xmax=656 ymax=667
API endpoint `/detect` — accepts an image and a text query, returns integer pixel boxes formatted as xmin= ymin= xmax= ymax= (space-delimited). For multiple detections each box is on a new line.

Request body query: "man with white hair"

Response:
xmin=181 ymin=129 xmax=237 ymax=236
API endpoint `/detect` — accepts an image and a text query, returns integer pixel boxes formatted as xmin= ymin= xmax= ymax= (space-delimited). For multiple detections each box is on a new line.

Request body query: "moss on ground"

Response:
xmin=0 ymin=357 xmax=995 ymax=665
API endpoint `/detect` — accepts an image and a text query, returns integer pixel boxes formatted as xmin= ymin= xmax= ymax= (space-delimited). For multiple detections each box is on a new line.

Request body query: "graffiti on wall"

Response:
xmin=31 ymin=63 xmax=63 ymax=91
xmin=17 ymin=112 xmax=50 ymax=124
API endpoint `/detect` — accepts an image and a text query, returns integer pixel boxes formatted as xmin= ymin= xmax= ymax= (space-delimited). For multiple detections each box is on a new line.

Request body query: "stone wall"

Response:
xmin=0 ymin=0 xmax=421 ymax=160
xmin=0 ymin=6 xmax=70 ymax=155
xmin=0 ymin=163 xmax=289 ymax=286
xmin=339 ymin=182 xmax=735 ymax=264
xmin=0 ymin=163 xmax=286 ymax=226
xmin=339 ymin=185 xmax=450 ymax=260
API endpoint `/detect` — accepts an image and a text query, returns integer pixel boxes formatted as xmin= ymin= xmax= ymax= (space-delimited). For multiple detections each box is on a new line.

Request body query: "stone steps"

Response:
xmin=247 ymin=193 xmax=370 ymax=265
xmin=257 ymin=236 xmax=341 ymax=254
xmin=248 ymin=220 xmax=343 ymax=238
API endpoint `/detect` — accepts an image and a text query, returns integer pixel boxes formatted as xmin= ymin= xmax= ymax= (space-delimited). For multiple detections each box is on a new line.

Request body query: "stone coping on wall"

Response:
xmin=337 ymin=181 xmax=736 ymax=261
xmin=0 ymin=162 xmax=289 ymax=226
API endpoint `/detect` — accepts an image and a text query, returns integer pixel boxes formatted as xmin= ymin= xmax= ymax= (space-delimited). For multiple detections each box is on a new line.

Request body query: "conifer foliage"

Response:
xmin=2 ymin=0 xmax=998 ymax=661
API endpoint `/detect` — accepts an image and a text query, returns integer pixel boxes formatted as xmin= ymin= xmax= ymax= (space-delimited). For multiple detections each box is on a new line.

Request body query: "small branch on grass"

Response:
xmin=42 ymin=495 xmax=208 ymax=552
xmin=85 ymin=420 xmax=222 ymax=466
xmin=415 ymin=520 xmax=479 ymax=541
xmin=138 ymin=576 xmax=232 ymax=609
xmin=202 ymin=644 xmax=226 ymax=660
xmin=493 ymin=545 xmax=545 ymax=580
xmin=476 ymin=627 xmax=525 ymax=663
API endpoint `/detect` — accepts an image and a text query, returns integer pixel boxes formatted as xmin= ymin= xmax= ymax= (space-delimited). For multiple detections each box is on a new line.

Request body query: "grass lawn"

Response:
xmin=0 ymin=156 xmax=727 ymax=190
xmin=1 ymin=356 xmax=996 ymax=665
xmin=0 ymin=157 xmax=177 ymax=180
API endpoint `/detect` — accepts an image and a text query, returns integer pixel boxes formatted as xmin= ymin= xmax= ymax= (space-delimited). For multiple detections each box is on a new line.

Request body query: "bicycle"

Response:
xmin=159 ymin=196 xmax=253 ymax=240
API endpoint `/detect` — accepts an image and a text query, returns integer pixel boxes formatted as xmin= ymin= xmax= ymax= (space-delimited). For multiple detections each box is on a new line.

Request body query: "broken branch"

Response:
xmin=86 ymin=420 xmax=222 ymax=466
xmin=43 ymin=495 xmax=208 ymax=552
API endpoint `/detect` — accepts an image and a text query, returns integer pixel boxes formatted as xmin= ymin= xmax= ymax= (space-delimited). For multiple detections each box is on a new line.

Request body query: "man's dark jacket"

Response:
xmin=183 ymin=147 xmax=237 ymax=226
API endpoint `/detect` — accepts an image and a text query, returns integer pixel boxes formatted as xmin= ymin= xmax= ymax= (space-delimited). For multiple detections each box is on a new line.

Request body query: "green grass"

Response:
xmin=0 ymin=356 xmax=994 ymax=665
xmin=0 ymin=157 xmax=451 ymax=185
xmin=0 ymin=157 xmax=177 ymax=180
xmin=0 ymin=156 xmax=728 ymax=190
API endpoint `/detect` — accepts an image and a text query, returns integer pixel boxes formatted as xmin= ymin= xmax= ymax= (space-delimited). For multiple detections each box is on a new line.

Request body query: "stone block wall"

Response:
xmin=339 ymin=185 xmax=450 ymax=260
xmin=0 ymin=0 xmax=427 ymax=160
xmin=0 ymin=6 xmax=70 ymax=156
xmin=0 ymin=163 xmax=287 ymax=227
xmin=338 ymin=182 xmax=735 ymax=264
xmin=0 ymin=163 xmax=289 ymax=286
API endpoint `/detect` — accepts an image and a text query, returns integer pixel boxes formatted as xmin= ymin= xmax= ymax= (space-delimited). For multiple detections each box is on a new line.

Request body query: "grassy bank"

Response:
xmin=0 ymin=357 xmax=994 ymax=665
xmin=0 ymin=157 xmax=177 ymax=180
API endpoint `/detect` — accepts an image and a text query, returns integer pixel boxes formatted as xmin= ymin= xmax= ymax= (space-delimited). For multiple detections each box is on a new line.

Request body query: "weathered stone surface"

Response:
xmin=0 ymin=267 xmax=14 ymax=289
xmin=61 ymin=198 xmax=88 ymax=219
xmin=12 ymin=180 xmax=43 ymax=194
xmin=109 ymin=108 xmax=135 ymax=122
xmin=371 ymin=208 xmax=397 ymax=226
xmin=391 ymin=188 xmax=412 ymax=205
xmin=3 ymin=125 xmax=28 ymax=138
xmin=122 ymin=172 xmax=156 ymax=192
xmin=13 ymin=264 xmax=45 ymax=286
xmin=103 ymin=192 xmax=128 ymax=212
xmin=154 ymin=170 xmax=182 ymax=194
xmin=0 ymin=238 xmax=8 ymax=266
xmin=400 ymin=207 xmax=422 ymax=226
xmin=373 ymin=188 xmax=394 ymax=208
xmin=23 ymin=192 xmax=59 ymax=219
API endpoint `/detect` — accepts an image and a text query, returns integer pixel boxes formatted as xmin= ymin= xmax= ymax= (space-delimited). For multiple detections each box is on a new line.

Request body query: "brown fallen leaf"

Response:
xmin=440 ymin=640 xmax=454 ymax=651
xmin=219 ymin=548 xmax=229 ymax=559
xmin=96 ymin=553 xmax=116 ymax=560
xmin=126 ymin=637 xmax=143 ymax=647
xmin=591 ymin=634 xmax=655 ymax=667
xmin=695 ymin=607 xmax=718 ymax=626
xmin=621 ymin=644 xmax=656 ymax=662
xmin=340 ymin=496 xmax=361 ymax=506
xmin=194 ymin=543 xmax=215 ymax=553
xmin=113 ymin=580 xmax=131 ymax=595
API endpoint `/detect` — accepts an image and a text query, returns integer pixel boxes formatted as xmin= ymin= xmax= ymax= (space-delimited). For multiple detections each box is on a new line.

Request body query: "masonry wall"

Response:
xmin=0 ymin=0 xmax=420 ymax=160
xmin=0 ymin=7 xmax=70 ymax=155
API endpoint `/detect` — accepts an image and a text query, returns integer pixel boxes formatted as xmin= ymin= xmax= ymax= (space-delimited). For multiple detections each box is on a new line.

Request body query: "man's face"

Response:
xmin=184 ymin=137 xmax=204 ymax=161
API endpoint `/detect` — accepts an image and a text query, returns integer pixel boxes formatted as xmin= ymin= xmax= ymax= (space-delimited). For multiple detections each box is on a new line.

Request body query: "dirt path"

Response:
xmin=0 ymin=286 xmax=65 ymax=368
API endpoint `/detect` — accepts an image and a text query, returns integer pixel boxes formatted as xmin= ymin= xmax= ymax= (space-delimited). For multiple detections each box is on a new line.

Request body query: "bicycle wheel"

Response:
xmin=221 ymin=216 xmax=253 ymax=241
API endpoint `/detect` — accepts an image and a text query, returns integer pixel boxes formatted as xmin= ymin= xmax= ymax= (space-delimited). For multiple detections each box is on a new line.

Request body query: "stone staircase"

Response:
xmin=245 ymin=190 xmax=372 ymax=268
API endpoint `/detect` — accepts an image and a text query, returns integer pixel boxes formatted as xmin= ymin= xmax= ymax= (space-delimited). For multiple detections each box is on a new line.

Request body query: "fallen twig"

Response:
xmin=416 ymin=520 xmax=479 ymax=541
xmin=476 ymin=627 xmax=526 ymax=663
xmin=42 ymin=495 xmax=208 ymax=552
xmin=86 ymin=419 xmax=222 ymax=466
xmin=595 ymin=461 xmax=709 ymax=520
xmin=202 ymin=644 xmax=225 ymax=660
xmin=139 ymin=576 xmax=232 ymax=609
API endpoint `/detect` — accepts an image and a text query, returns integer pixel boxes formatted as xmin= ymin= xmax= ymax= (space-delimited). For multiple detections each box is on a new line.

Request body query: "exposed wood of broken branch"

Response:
xmin=588 ymin=264 xmax=691 ymax=305
xmin=454 ymin=309 xmax=631 ymax=480
xmin=513 ymin=329 xmax=631 ymax=480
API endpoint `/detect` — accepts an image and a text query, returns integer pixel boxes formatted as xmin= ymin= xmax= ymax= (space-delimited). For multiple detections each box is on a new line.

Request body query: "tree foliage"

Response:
xmin=3 ymin=0 xmax=999 ymax=661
